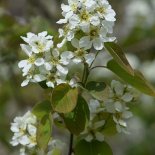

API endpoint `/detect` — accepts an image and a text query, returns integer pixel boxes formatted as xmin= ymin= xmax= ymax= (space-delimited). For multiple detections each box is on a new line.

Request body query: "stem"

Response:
xmin=82 ymin=63 xmax=86 ymax=83
xmin=89 ymin=51 xmax=100 ymax=68
xmin=68 ymin=134 xmax=73 ymax=155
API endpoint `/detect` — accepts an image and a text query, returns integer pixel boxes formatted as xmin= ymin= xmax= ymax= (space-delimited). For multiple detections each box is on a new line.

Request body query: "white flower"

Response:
xmin=96 ymin=0 xmax=116 ymax=22
xmin=45 ymin=72 xmax=65 ymax=88
xmin=21 ymin=31 xmax=53 ymax=53
xmin=45 ymin=48 xmax=69 ymax=75
xmin=62 ymin=38 xmax=95 ymax=65
xmin=57 ymin=27 xmax=75 ymax=48
xmin=105 ymin=80 xmax=134 ymax=113
xmin=82 ymin=120 xmax=105 ymax=142
xmin=79 ymin=26 xmax=115 ymax=50
xmin=10 ymin=111 xmax=37 ymax=153
xmin=18 ymin=32 xmax=55 ymax=87
xmin=18 ymin=44 xmax=44 ymax=75
xmin=113 ymin=116 xmax=130 ymax=134
xmin=57 ymin=0 xmax=83 ymax=24
xmin=104 ymin=80 xmax=135 ymax=134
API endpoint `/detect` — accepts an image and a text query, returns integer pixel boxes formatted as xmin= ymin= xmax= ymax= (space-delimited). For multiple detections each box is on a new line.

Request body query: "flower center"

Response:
xmin=75 ymin=49 xmax=85 ymax=57
xmin=28 ymin=56 xmax=35 ymax=64
xmin=97 ymin=7 xmax=106 ymax=14
xmin=80 ymin=11 xmax=90 ymax=21
xmin=34 ymin=41 xmax=44 ymax=52
xmin=71 ymin=4 xmax=78 ymax=12
xmin=90 ymin=29 xmax=98 ymax=37
xmin=51 ymin=58 xmax=59 ymax=66
xmin=47 ymin=73 xmax=56 ymax=82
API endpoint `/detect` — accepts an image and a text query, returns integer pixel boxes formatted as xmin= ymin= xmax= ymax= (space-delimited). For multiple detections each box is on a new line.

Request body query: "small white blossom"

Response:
xmin=79 ymin=26 xmax=115 ymax=50
xmin=21 ymin=31 xmax=53 ymax=53
xmin=82 ymin=120 xmax=105 ymax=142
xmin=62 ymin=38 xmax=95 ymax=65
xmin=104 ymin=80 xmax=135 ymax=133
xmin=10 ymin=111 xmax=37 ymax=155
xmin=44 ymin=48 xmax=69 ymax=75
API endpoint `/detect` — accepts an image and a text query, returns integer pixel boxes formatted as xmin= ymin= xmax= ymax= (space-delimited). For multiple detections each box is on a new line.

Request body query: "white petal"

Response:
xmin=93 ymin=38 xmax=103 ymax=50
xmin=38 ymin=31 xmax=47 ymax=37
xmin=22 ymin=64 xmax=32 ymax=74
xmin=61 ymin=4 xmax=71 ymax=12
xmin=79 ymin=36 xmax=91 ymax=49
xmin=67 ymin=31 xmax=74 ymax=41
xmin=19 ymin=135 xmax=30 ymax=145
xmin=122 ymin=93 xmax=133 ymax=102
xmin=61 ymin=51 xmax=74 ymax=59
xmin=27 ymin=124 xmax=37 ymax=136
xmin=56 ymin=65 xmax=68 ymax=75
xmin=105 ymin=100 xmax=115 ymax=113
xmin=85 ymin=53 xmax=95 ymax=66
xmin=71 ymin=38 xmax=79 ymax=48
xmin=69 ymin=14 xmax=80 ymax=27
xmin=95 ymin=132 xmax=104 ymax=142
xmin=57 ymin=18 xmax=67 ymax=24
xmin=65 ymin=11 xmax=74 ymax=19
xmin=56 ymin=79 xmax=66 ymax=85
xmin=80 ymin=22 xmax=90 ymax=33
xmin=18 ymin=60 xmax=28 ymax=68
xmin=34 ymin=74 xmax=46 ymax=82
xmin=21 ymin=79 xmax=29 ymax=87
xmin=60 ymin=58 xmax=70 ymax=65
xmin=45 ymin=40 xmax=53 ymax=50
xmin=34 ymin=58 xmax=45 ymax=66
xmin=122 ymin=111 xmax=133 ymax=119
xmin=10 ymin=140 xmax=19 ymax=146
xmin=85 ymin=134 xmax=93 ymax=142
xmin=46 ymin=81 xmax=54 ymax=88
xmin=52 ymin=49 xmax=59 ymax=58
xmin=73 ymin=58 xmax=82 ymax=64
xmin=20 ymin=44 xmax=32 ymax=56
xmin=44 ymin=62 xmax=53 ymax=71
xmin=118 ymin=119 xmax=127 ymax=127
xmin=90 ymin=16 xmax=100 ymax=26
xmin=58 ymin=29 xmax=64 ymax=38
xmin=114 ymin=101 xmax=123 ymax=112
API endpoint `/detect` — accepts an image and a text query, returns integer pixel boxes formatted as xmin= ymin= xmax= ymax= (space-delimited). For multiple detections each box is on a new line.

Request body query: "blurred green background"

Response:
xmin=0 ymin=0 xmax=155 ymax=154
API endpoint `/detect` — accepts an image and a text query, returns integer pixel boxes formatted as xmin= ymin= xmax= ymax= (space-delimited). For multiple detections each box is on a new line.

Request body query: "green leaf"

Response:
xmin=63 ymin=95 xmax=90 ymax=135
xmin=107 ymin=59 xmax=155 ymax=96
xmin=104 ymin=42 xmax=134 ymax=75
xmin=32 ymin=101 xmax=52 ymax=150
xmin=86 ymin=81 xmax=109 ymax=101
xmin=75 ymin=140 xmax=113 ymax=155
xmin=51 ymin=84 xmax=78 ymax=113
xmin=50 ymin=148 xmax=61 ymax=155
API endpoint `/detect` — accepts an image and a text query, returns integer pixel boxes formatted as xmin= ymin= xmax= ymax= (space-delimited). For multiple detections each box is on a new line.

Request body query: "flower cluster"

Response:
xmin=81 ymin=80 xmax=135 ymax=142
xmin=105 ymin=80 xmax=135 ymax=133
xmin=19 ymin=31 xmax=77 ymax=88
xmin=57 ymin=0 xmax=116 ymax=50
xmin=10 ymin=111 xmax=37 ymax=155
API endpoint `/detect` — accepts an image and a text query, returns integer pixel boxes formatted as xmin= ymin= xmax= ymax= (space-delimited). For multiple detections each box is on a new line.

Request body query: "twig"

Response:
xmin=68 ymin=134 xmax=73 ymax=155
